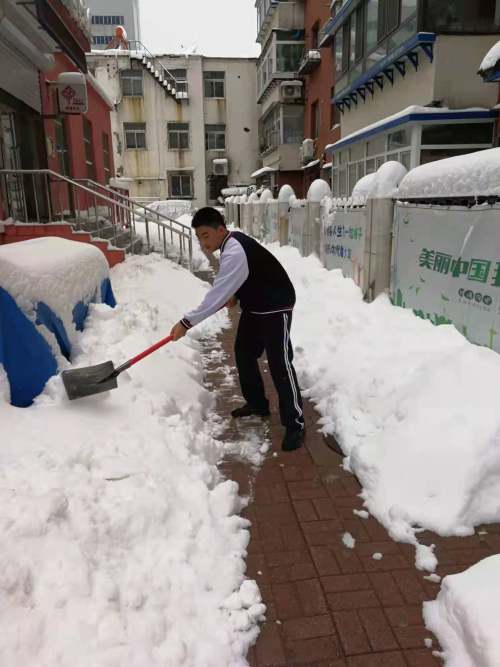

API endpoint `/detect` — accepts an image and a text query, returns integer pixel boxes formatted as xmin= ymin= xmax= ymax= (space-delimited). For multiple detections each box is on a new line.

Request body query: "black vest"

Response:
xmin=222 ymin=231 xmax=295 ymax=313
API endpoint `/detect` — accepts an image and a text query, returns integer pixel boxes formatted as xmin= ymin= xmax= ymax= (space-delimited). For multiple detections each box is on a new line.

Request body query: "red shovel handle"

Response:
xmin=113 ymin=335 xmax=174 ymax=377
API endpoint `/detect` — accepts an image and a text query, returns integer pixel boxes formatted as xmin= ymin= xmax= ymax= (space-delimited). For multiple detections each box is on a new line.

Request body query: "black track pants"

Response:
xmin=234 ymin=310 xmax=304 ymax=431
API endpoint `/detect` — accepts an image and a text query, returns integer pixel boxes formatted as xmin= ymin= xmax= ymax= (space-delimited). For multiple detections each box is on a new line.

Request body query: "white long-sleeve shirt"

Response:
xmin=181 ymin=236 xmax=249 ymax=328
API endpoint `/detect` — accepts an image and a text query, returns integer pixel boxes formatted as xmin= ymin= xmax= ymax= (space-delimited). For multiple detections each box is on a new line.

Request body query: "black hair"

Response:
xmin=191 ymin=207 xmax=226 ymax=230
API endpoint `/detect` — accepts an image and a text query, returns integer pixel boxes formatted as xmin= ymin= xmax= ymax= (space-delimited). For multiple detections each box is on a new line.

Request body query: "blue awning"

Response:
xmin=333 ymin=33 xmax=437 ymax=112
xmin=326 ymin=108 xmax=497 ymax=156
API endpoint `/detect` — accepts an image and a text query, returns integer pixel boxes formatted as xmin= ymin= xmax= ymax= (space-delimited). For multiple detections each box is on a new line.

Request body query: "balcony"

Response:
xmin=297 ymin=49 xmax=321 ymax=75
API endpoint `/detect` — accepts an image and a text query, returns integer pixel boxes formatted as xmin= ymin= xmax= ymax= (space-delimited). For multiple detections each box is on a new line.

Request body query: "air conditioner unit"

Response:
xmin=213 ymin=158 xmax=229 ymax=176
xmin=301 ymin=138 xmax=315 ymax=162
xmin=279 ymin=80 xmax=303 ymax=102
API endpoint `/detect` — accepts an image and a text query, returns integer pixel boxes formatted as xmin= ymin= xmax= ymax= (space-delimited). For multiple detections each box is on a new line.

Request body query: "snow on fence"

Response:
xmin=226 ymin=146 xmax=500 ymax=354
xmin=226 ymin=181 xmax=394 ymax=300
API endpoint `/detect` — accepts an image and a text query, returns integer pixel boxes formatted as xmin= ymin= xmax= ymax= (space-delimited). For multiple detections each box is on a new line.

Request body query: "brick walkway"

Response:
xmin=202 ymin=301 xmax=500 ymax=666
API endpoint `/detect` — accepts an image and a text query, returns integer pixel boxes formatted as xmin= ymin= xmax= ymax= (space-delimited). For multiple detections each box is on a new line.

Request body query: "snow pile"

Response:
xmin=479 ymin=40 xmax=500 ymax=73
xmin=264 ymin=243 xmax=500 ymax=565
xmin=424 ymin=555 xmax=500 ymax=666
xmin=397 ymin=148 xmax=500 ymax=199
xmin=352 ymin=161 xmax=407 ymax=199
xmin=307 ymin=179 xmax=332 ymax=203
xmin=147 ymin=199 xmax=193 ymax=221
xmin=0 ymin=253 xmax=264 ymax=666
xmin=0 ymin=237 xmax=109 ymax=348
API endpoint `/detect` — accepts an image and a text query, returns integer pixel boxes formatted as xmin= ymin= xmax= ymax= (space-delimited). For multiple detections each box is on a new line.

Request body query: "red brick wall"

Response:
xmin=302 ymin=0 xmax=340 ymax=191
xmin=40 ymin=53 xmax=115 ymax=214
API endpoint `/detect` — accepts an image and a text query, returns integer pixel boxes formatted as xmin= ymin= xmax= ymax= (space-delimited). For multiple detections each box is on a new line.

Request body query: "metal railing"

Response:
xmin=0 ymin=169 xmax=193 ymax=269
xmin=127 ymin=41 xmax=189 ymax=99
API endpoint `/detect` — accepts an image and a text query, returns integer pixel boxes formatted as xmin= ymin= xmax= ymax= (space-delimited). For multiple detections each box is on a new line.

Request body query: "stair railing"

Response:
xmin=0 ymin=169 xmax=193 ymax=269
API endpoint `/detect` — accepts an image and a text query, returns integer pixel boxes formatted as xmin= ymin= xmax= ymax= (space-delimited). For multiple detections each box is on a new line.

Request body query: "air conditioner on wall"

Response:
xmin=301 ymin=138 xmax=315 ymax=162
xmin=213 ymin=158 xmax=229 ymax=176
xmin=279 ymin=80 xmax=303 ymax=103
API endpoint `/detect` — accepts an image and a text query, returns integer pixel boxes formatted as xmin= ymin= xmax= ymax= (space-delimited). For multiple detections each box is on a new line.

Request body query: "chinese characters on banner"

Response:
xmin=321 ymin=207 xmax=367 ymax=287
xmin=392 ymin=204 xmax=500 ymax=352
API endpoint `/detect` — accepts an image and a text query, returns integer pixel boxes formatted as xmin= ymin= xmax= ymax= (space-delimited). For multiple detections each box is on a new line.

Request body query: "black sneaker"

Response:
xmin=282 ymin=428 xmax=305 ymax=452
xmin=231 ymin=403 xmax=270 ymax=418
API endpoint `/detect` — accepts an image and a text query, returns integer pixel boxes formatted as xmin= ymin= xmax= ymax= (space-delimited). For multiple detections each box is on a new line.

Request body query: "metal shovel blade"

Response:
xmin=62 ymin=361 xmax=118 ymax=400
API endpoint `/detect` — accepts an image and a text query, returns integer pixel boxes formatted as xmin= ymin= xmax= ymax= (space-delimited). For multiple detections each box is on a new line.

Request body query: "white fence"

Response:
xmin=226 ymin=185 xmax=393 ymax=300
xmin=226 ymin=180 xmax=500 ymax=354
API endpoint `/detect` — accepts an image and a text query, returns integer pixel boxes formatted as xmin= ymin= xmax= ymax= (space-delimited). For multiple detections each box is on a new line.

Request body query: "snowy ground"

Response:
xmin=266 ymin=244 xmax=500 ymax=558
xmin=263 ymin=242 xmax=500 ymax=665
xmin=0 ymin=253 xmax=264 ymax=666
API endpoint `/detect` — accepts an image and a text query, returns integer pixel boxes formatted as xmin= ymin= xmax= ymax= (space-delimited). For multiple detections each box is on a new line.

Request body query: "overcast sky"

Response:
xmin=139 ymin=0 xmax=261 ymax=58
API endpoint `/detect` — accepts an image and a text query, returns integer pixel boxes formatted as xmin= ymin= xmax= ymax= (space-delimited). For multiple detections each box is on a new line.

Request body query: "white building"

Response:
xmin=86 ymin=50 xmax=259 ymax=205
xmin=320 ymin=0 xmax=500 ymax=197
xmin=86 ymin=0 xmax=141 ymax=49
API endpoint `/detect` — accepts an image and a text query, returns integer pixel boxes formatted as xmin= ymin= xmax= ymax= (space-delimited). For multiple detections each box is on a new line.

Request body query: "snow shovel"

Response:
xmin=62 ymin=335 xmax=174 ymax=401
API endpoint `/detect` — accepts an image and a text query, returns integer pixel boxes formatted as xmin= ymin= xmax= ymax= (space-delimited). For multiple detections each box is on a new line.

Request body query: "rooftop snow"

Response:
xmin=251 ymin=166 xmax=276 ymax=178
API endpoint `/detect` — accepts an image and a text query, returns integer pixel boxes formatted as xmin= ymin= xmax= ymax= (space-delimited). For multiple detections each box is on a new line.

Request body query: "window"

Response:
xmin=93 ymin=35 xmax=113 ymax=45
xmin=421 ymin=123 xmax=494 ymax=145
xmin=91 ymin=15 xmax=124 ymax=24
xmin=121 ymin=70 xmax=143 ymax=96
xmin=311 ymin=101 xmax=320 ymax=140
xmin=334 ymin=28 xmax=344 ymax=76
xmin=260 ymin=106 xmax=281 ymax=153
xmin=83 ymin=118 xmax=95 ymax=180
xmin=341 ymin=20 xmax=350 ymax=71
xmin=205 ymin=124 xmax=226 ymax=150
xmin=168 ymin=122 xmax=190 ymax=150
xmin=366 ymin=0 xmax=379 ymax=52
xmin=169 ymin=69 xmax=188 ymax=94
xmin=124 ymin=122 xmax=146 ymax=149
xmin=276 ymin=43 xmax=304 ymax=71
xmin=422 ymin=0 xmax=500 ymax=34
xmin=355 ymin=5 xmax=364 ymax=61
xmin=102 ymin=132 xmax=111 ymax=183
xmin=204 ymin=71 xmax=225 ymax=98
xmin=378 ymin=0 xmax=400 ymax=41
xmin=169 ymin=172 xmax=193 ymax=198
xmin=388 ymin=128 xmax=409 ymax=150
xmin=283 ymin=105 xmax=304 ymax=144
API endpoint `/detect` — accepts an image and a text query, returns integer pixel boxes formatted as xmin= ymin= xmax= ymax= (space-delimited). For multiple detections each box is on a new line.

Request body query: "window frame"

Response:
xmin=168 ymin=172 xmax=194 ymax=199
xmin=167 ymin=122 xmax=190 ymax=150
xmin=124 ymin=122 xmax=147 ymax=150
xmin=205 ymin=124 xmax=226 ymax=151
xmin=204 ymin=71 xmax=226 ymax=98
xmin=121 ymin=70 xmax=143 ymax=97
xmin=83 ymin=118 xmax=95 ymax=180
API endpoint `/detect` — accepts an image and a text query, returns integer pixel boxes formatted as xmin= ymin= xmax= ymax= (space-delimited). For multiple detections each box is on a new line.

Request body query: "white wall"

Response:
xmin=87 ymin=52 xmax=258 ymax=206
xmin=340 ymin=59 xmax=435 ymax=138
xmin=433 ymin=35 xmax=499 ymax=110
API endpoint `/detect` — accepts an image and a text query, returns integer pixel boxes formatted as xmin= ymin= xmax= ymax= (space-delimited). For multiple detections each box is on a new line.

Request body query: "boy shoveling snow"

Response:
xmin=170 ymin=207 xmax=305 ymax=451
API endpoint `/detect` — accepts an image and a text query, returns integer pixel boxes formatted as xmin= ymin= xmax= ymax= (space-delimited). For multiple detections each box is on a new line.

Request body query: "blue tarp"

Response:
xmin=0 ymin=279 xmax=116 ymax=407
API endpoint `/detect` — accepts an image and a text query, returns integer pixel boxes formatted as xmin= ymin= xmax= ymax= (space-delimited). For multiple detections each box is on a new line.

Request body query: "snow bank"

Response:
xmin=397 ymin=148 xmax=500 ymax=199
xmin=0 ymin=253 xmax=264 ymax=665
xmin=424 ymin=555 xmax=500 ymax=666
xmin=479 ymin=40 xmax=500 ymax=73
xmin=0 ymin=237 xmax=109 ymax=335
xmin=147 ymin=199 xmax=192 ymax=220
xmin=265 ymin=243 xmax=500 ymax=564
